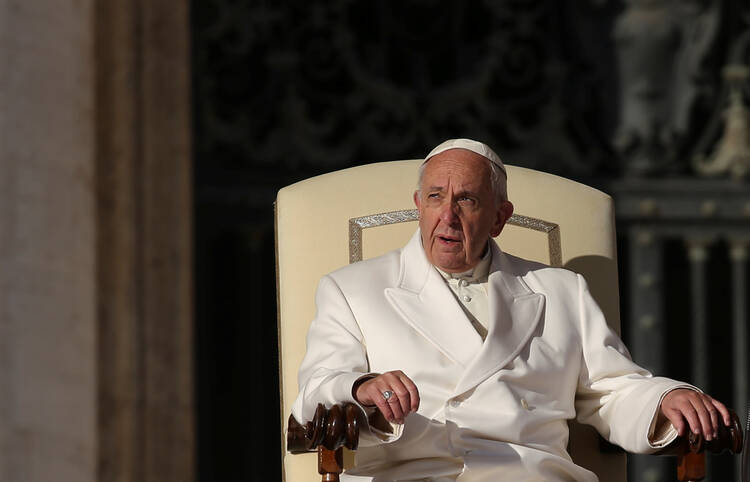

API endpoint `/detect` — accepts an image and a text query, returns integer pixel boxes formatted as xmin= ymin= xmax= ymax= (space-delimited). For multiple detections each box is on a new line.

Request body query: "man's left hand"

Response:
xmin=659 ymin=389 xmax=731 ymax=441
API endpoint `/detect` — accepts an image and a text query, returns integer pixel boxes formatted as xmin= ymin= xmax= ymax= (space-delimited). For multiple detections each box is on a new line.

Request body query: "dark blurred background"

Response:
xmin=192 ymin=1 xmax=750 ymax=481
xmin=1 ymin=1 xmax=748 ymax=482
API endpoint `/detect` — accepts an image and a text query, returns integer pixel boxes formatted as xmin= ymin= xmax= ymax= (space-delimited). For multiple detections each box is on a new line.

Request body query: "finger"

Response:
xmin=398 ymin=373 xmax=420 ymax=412
xmin=674 ymin=402 xmax=701 ymax=436
xmin=711 ymin=398 xmax=731 ymax=426
xmin=392 ymin=383 xmax=412 ymax=418
xmin=382 ymin=374 xmax=411 ymax=417
xmin=703 ymin=397 xmax=720 ymax=438
xmin=381 ymin=374 xmax=409 ymax=422
xmin=370 ymin=386 xmax=396 ymax=422
xmin=386 ymin=394 xmax=405 ymax=423
xmin=383 ymin=371 xmax=420 ymax=413
xmin=664 ymin=408 xmax=687 ymax=436
xmin=688 ymin=398 xmax=714 ymax=440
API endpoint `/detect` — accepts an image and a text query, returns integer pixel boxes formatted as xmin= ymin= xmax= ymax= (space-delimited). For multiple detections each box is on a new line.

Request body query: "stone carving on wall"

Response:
xmin=193 ymin=0 xmax=618 ymax=179
xmin=612 ymin=0 xmax=720 ymax=176
xmin=194 ymin=0 xmax=749 ymax=186
xmin=694 ymin=21 xmax=750 ymax=179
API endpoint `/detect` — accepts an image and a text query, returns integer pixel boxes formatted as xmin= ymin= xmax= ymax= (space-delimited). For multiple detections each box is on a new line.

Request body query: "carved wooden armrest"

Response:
xmin=653 ymin=408 xmax=744 ymax=481
xmin=287 ymin=403 xmax=360 ymax=482
xmin=287 ymin=404 xmax=744 ymax=482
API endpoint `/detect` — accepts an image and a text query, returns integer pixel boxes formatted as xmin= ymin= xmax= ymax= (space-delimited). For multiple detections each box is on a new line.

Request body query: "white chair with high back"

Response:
xmin=275 ymin=160 xmax=742 ymax=482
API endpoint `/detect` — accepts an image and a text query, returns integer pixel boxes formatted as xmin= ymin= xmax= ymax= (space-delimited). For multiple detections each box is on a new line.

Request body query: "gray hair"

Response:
xmin=417 ymin=156 xmax=508 ymax=205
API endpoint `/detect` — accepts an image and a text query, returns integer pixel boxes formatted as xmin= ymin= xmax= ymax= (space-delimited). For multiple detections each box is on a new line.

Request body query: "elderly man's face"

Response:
xmin=414 ymin=149 xmax=513 ymax=273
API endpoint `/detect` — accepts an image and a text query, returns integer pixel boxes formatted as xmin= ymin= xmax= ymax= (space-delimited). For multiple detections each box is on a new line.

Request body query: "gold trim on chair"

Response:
xmin=348 ymin=210 xmax=561 ymax=267
xmin=349 ymin=209 xmax=419 ymax=263
xmin=506 ymin=214 xmax=562 ymax=268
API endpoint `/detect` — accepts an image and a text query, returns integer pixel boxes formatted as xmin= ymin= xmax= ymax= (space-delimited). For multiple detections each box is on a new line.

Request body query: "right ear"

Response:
xmin=413 ymin=190 xmax=421 ymax=209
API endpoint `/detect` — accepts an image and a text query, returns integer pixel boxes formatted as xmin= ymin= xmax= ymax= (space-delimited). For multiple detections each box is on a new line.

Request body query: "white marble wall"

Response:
xmin=0 ymin=1 xmax=97 ymax=481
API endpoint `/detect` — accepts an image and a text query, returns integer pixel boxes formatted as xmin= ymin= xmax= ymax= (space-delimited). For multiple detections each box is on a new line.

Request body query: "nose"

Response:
xmin=439 ymin=200 xmax=460 ymax=226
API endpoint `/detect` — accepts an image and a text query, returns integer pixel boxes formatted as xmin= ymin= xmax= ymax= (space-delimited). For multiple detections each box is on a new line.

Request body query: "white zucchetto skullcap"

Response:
xmin=423 ymin=138 xmax=506 ymax=175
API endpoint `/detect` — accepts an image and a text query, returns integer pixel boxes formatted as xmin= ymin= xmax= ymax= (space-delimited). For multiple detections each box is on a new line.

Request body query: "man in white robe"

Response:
xmin=291 ymin=139 xmax=730 ymax=481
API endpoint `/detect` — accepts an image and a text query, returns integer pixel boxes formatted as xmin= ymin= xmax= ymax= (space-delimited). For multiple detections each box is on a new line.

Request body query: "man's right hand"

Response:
xmin=354 ymin=370 xmax=420 ymax=424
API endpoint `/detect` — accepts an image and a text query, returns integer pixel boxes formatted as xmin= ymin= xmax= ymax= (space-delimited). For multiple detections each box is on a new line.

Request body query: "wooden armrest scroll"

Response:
xmin=654 ymin=408 xmax=743 ymax=481
xmin=287 ymin=403 xmax=360 ymax=482
xmin=287 ymin=405 xmax=743 ymax=482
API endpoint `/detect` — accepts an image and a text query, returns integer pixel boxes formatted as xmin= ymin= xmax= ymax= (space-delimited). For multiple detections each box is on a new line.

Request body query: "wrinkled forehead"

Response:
xmin=421 ymin=151 xmax=495 ymax=190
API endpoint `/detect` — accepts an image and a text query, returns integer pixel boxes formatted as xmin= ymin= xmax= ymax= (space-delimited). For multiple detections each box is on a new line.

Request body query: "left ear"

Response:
xmin=490 ymin=201 xmax=514 ymax=237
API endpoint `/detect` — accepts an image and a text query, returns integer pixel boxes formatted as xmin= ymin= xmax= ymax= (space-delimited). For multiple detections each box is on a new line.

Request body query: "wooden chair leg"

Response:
xmin=318 ymin=446 xmax=343 ymax=482
xmin=677 ymin=451 xmax=705 ymax=481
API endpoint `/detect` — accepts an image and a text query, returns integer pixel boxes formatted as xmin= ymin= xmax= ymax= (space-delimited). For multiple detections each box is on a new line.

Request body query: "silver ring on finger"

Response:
xmin=382 ymin=390 xmax=394 ymax=401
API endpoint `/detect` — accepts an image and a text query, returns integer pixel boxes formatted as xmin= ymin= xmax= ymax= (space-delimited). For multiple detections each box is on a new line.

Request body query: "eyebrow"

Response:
xmin=425 ymin=186 xmax=479 ymax=197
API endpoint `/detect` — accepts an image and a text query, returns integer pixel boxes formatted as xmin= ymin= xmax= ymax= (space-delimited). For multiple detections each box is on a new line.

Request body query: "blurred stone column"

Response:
xmin=0 ymin=0 xmax=193 ymax=481
xmin=686 ymin=237 xmax=713 ymax=391
xmin=95 ymin=0 xmax=193 ymax=481
xmin=0 ymin=0 xmax=97 ymax=480
xmin=729 ymin=240 xmax=748 ymax=427
xmin=627 ymin=227 xmax=670 ymax=482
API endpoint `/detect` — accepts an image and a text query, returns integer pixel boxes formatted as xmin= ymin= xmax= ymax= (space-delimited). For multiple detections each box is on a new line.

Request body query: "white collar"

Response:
xmin=434 ymin=242 xmax=492 ymax=284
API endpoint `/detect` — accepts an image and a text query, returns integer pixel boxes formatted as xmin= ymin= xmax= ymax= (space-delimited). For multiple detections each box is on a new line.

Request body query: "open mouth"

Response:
xmin=437 ymin=235 xmax=461 ymax=244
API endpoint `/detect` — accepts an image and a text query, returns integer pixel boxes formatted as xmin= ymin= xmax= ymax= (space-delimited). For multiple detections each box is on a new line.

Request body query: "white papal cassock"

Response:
xmin=292 ymin=231 xmax=691 ymax=481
